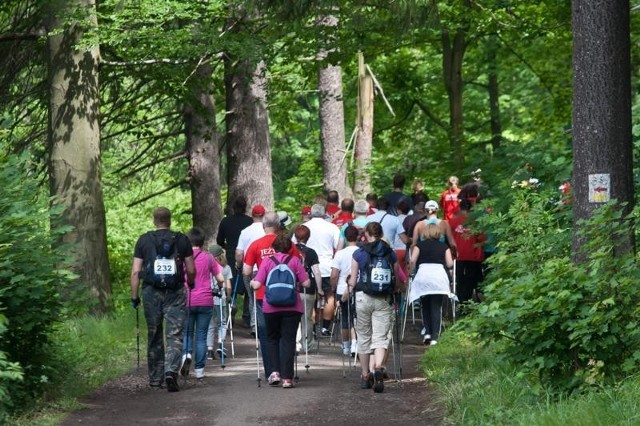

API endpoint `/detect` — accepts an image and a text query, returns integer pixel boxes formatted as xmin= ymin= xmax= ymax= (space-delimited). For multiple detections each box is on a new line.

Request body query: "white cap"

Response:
xmin=277 ymin=211 xmax=291 ymax=226
xmin=425 ymin=200 xmax=439 ymax=211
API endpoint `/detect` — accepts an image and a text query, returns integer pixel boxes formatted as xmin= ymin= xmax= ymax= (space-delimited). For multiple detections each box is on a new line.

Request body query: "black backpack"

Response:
xmin=347 ymin=221 xmax=367 ymax=246
xmin=143 ymin=231 xmax=184 ymax=290
xmin=358 ymin=243 xmax=395 ymax=295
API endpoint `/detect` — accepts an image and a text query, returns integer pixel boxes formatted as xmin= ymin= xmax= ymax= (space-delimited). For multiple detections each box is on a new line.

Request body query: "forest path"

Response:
xmin=61 ymin=317 xmax=442 ymax=426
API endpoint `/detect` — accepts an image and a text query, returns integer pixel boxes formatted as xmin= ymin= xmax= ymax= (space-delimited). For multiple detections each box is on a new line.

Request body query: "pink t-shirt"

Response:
xmin=254 ymin=252 xmax=309 ymax=314
xmin=185 ymin=248 xmax=222 ymax=307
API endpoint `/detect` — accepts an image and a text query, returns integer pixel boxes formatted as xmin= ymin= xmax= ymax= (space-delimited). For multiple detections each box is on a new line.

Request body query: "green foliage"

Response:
xmin=0 ymin=153 xmax=75 ymax=412
xmin=471 ymin=187 xmax=640 ymax=390
xmin=0 ymin=314 xmax=23 ymax=424
xmin=424 ymin=328 xmax=640 ymax=425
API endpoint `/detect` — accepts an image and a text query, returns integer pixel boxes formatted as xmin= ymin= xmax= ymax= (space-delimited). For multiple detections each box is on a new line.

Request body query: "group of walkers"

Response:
xmin=129 ymin=174 xmax=488 ymax=394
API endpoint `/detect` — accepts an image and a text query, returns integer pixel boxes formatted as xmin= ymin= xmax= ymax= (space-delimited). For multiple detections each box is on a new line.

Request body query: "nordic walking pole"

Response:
xmin=303 ymin=287 xmax=310 ymax=374
xmin=136 ymin=307 xmax=140 ymax=369
xmin=452 ymin=259 xmax=457 ymax=324
xmin=219 ymin=297 xmax=226 ymax=370
xmin=395 ymin=294 xmax=403 ymax=383
xmin=227 ymin=303 xmax=235 ymax=358
xmin=253 ymin=290 xmax=261 ymax=388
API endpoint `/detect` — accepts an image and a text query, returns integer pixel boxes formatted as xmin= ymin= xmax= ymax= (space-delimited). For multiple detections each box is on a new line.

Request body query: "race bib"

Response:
xmin=154 ymin=258 xmax=176 ymax=275
xmin=371 ymin=267 xmax=391 ymax=284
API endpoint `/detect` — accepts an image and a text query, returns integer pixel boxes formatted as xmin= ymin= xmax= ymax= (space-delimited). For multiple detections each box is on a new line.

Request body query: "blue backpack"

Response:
xmin=360 ymin=245 xmax=395 ymax=295
xmin=265 ymin=256 xmax=297 ymax=306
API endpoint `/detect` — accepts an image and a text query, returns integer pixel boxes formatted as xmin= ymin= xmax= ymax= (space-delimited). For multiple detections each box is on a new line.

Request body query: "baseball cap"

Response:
xmin=301 ymin=205 xmax=311 ymax=216
xmin=425 ymin=200 xmax=439 ymax=211
xmin=251 ymin=204 xmax=266 ymax=217
xmin=277 ymin=210 xmax=291 ymax=227
xmin=208 ymin=244 xmax=224 ymax=257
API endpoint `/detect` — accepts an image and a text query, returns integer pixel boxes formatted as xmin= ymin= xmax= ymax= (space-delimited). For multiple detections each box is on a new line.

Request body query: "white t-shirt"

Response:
xmin=331 ymin=245 xmax=359 ymax=295
xmin=295 ymin=217 xmax=340 ymax=277
xmin=237 ymin=222 xmax=265 ymax=254
xmin=366 ymin=210 xmax=402 ymax=247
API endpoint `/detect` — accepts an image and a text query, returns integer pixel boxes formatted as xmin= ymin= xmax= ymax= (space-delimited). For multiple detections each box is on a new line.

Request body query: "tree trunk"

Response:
xmin=572 ymin=0 xmax=633 ymax=259
xmin=354 ymin=54 xmax=373 ymax=198
xmin=46 ymin=0 xmax=111 ymax=313
xmin=224 ymin=57 xmax=274 ymax=210
xmin=442 ymin=28 xmax=466 ymax=173
xmin=487 ymin=36 xmax=502 ymax=151
xmin=184 ymin=63 xmax=221 ymax=246
xmin=317 ymin=13 xmax=351 ymax=199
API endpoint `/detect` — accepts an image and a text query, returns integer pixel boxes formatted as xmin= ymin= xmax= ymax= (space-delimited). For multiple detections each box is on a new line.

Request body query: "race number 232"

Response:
xmin=154 ymin=258 xmax=176 ymax=275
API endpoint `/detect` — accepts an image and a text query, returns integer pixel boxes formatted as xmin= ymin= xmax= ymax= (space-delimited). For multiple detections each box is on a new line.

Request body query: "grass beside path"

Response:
xmin=422 ymin=326 xmax=640 ymax=425
xmin=10 ymin=310 xmax=138 ymax=426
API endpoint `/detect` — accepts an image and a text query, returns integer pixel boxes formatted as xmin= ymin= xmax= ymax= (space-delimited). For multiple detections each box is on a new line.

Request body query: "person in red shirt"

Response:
xmin=326 ymin=190 xmax=341 ymax=219
xmin=243 ymin=212 xmax=300 ymax=378
xmin=332 ymin=198 xmax=355 ymax=228
xmin=439 ymin=176 xmax=461 ymax=221
xmin=447 ymin=199 xmax=485 ymax=304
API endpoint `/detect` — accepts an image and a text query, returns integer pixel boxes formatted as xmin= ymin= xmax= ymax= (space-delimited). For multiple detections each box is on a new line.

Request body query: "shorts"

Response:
xmin=354 ymin=291 xmax=393 ymax=353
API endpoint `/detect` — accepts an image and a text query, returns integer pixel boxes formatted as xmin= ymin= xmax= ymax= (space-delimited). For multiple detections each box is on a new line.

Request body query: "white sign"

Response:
xmin=588 ymin=174 xmax=610 ymax=203
xmin=154 ymin=258 xmax=176 ymax=275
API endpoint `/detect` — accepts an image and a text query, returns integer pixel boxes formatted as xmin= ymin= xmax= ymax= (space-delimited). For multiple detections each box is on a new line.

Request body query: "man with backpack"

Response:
xmin=130 ymin=207 xmax=196 ymax=392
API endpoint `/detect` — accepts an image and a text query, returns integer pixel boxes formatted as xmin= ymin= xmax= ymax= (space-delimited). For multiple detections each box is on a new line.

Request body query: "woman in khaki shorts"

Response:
xmin=345 ymin=221 xmax=402 ymax=393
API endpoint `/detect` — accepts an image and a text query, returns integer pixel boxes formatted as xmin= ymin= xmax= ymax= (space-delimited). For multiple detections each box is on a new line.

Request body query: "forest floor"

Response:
xmin=61 ymin=316 xmax=443 ymax=426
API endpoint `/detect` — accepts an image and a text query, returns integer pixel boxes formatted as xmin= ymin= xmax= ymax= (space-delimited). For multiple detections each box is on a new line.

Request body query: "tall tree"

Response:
xmin=46 ymin=0 xmax=111 ymax=313
xmin=354 ymin=53 xmax=374 ymax=197
xmin=572 ymin=0 xmax=633 ymax=258
xmin=184 ymin=63 xmax=221 ymax=246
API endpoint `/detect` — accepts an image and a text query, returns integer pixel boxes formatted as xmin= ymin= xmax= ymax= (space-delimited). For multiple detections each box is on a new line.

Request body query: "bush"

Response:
xmin=0 ymin=154 xmax=74 ymax=411
xmin=0 ymin=313 xmax=23 ymax=424
xmin=471 ymin=184 xmax=640 ymax=390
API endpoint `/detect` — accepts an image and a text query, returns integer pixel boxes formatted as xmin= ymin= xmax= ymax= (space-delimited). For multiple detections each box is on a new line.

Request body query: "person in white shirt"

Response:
xmin=332 ymin=225 xmax=360 ymax=357
xmin=294 ymin=203 xmax=340 ymax=336
xmin=235 ymin=204 xmax=266 ymax=334
xmin=366 ymin=197 xmax=403 ymax=248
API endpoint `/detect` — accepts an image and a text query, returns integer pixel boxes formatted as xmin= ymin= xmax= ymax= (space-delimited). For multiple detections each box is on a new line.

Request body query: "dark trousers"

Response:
xmin=457 ymin=261 xmax=484 ymax=303
xmin=420 ymin=295 xmax=445 ymax=340
xmin=264 ymin=311 xmax=301 ymax=380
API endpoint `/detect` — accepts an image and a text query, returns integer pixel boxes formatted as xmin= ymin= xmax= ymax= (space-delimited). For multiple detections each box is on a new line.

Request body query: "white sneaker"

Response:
xmin=179 ymin=353 xmax=192 ymax=377
xmin=195 ymin=368 xmax=205 ymax=379
xmin=351 ymin=340 xmax=357 ymax=357
xmin=430 ymin=340 xmax=438 ymax=346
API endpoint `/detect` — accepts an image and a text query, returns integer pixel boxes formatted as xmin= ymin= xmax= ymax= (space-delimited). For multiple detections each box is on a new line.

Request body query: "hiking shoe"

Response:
xmin=423 ymin=335 xmax=431 ymax=345
xmin=179 ymin=353 xmax=192 ymax=377
xmin=373 ymin=369 xmax=384 ymax=393
xmin=360 ymin=372 xmax=373 ymax=389
xmin=149 ymin=381 xmax=163 ymax=389
xmin=268 ymin=371 xmax=281 ymax=386
xmin=216 ymin=345 xmax=227 ymax=358
xmin=282 ymin=379 xmax=294 ymax=389
xmin=381 ymin=367 xmax=390 ymax=380
xmin=321 ymin=327 xmax=331 ymax=337
xmin=430 ymin=340 xmax=438 ymax=346
xmin=195 ymin=368 xmax=205 ymax=379
xmin=207 ymin=348 xmax=215 ymax=360
xmin=165 ymin=372 xmax=180 ymax=392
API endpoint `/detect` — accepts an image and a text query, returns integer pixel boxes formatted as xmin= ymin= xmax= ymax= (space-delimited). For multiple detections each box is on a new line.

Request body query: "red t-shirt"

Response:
xmin=326 ymin=203 xmax=340 ymax=218
xmin=244 ymin=234 xmax=300 ymax=300
xmin=440 ymin=188 xmax=461 ymax=221
xmin=332 ymin=212 xmax=354 ymax=228
xmin=447 ymin=214 xmax=485 ymax=262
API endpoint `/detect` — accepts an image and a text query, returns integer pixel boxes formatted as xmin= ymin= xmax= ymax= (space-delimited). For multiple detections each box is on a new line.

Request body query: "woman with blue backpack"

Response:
xmin=250 ymin=233 xmax=310 ymax=389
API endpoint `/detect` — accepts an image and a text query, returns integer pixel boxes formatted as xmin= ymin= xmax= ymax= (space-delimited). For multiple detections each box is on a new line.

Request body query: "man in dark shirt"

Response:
xmin=384 ymin=174 xmax=414 ymax=215
xmin=216 ymin=195 xmax=253 ymax=326
xmin=130 ymin=207 xmax=195 ymax=392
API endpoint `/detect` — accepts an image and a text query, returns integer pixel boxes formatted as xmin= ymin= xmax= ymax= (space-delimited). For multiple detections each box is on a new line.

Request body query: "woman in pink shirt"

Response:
xmin=251 ymin=233 xmax=310 ymax=388
xmin=180 ymin=228 xmax=224 ymax=379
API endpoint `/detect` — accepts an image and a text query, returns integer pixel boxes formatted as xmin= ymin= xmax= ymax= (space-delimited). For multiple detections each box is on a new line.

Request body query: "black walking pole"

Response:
xmin=136 ymin=307 xmax=140 ymax=369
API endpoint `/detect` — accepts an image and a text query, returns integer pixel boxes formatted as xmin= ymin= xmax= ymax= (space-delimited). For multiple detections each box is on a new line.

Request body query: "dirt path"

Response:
xmin=62 ymin=319 xmax=442 ymax=425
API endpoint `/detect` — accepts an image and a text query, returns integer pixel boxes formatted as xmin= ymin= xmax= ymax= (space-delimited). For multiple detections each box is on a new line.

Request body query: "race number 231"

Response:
xmin=371 ymin=267 xmax=391 ymax=284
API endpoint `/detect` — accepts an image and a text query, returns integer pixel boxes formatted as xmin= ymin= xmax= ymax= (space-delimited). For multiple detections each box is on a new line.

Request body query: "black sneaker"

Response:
xmin=207 ymin=349 xmax=215 ymax=360
xmin=149 ymin=381 xmax=163 ymax=389
xmin=373 ymin=369 xmax=384 ymax=393
xmin=165 ymin=372 xmax=180 ymax=392
xmin=179 ymin=353 xmax=192 ymax=377
xmin=321 ymin=327 xmax=331 ymax=337
xmin=360 ymin=372 xmax=373 ymax=389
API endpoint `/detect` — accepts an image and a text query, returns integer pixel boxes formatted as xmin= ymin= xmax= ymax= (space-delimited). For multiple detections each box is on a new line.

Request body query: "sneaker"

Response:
xmin=420 ymin=327 xmax=426 ymax=336
xmin=207 ymin=348 xmax=215 ymax=360
xmin=268 ymin=371 xmax=281 ymax=386
xmin=165 ymin=372 xmax=180 ymax=392
xmin=342 ymin=342 xmax=350 ymax=356
xmin=350 ymin=340 xmax=357 ymax=357
xmin=195 ymin=368 xmax=205 ymax=379
xmin=321 ymin=327 xmax=331 ymax=337
xmin=423 ymin=335 xmax=431 ymax=345
xmin=360 ymin=372 xmax=373 ymax=389
xmin=179 ymin=353 xmax=192 ymax=377
xmin=381 ymin=367 xmax=390 ymax=380
xmin=149 ymin=382 xmax=163 ymax=389
xmin=216 ymin=345 xmax=227 ymax=358
xmin=373 ymin=369 xmax=384 ymax=393
xmin=250 ymin=330 xmax=256 ymax=337
xmin=282 ymin=379 xmax=294 ymax=389
xmin=430 ymin=340 xmax=438 ymax=346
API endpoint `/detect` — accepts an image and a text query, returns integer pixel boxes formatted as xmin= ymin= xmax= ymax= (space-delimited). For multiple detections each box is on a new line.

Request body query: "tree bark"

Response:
xmin=572 ymin=0 xmax=634 ymax=259
xmin=46 ymin=0 xmax=111 ymax=313
xmin=184 ymin=63 xmax=221 ymax=246
xmin=487 ymin=36 xmax=502 ymax=151
xmin=224 ymin=57 xmax=274 ymax=210
xmin=354 ymin=54 xmax=373 ymax=198
xmin=442 ymin=28 xmax=466 ymax=174
xmin=317 ymin=13 xmax=351 ymax=199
